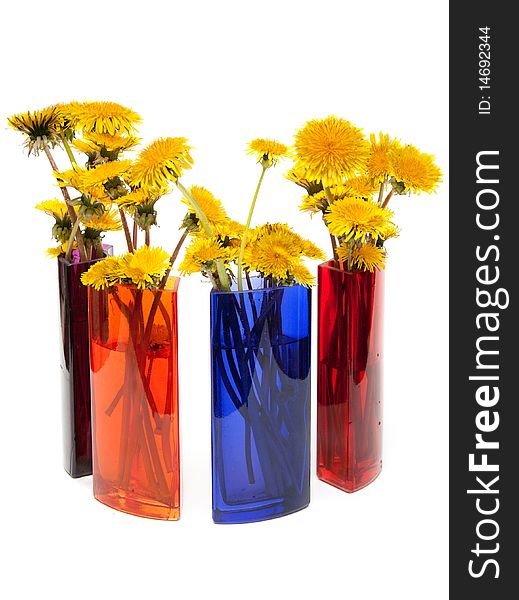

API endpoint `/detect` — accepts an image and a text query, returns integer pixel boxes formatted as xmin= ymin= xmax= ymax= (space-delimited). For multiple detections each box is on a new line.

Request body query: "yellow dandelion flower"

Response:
xmin=46 ymin=242 xmax=70 ymax=258
xmin=83 ymin=208 xmax=122 ymax=231
xmin=85 ymin=132 xmax=139 ymax=152
xmin=189 ymin=238 xmax=229 ymax=263
xmin=250 ymin=222 xmax=291 ymax=238
xmin=299 ymin=180 xmax=374 ymax=216
xmin=391 ymin=144 xmax=442 ymax=193
xmin=343 ymin=175 xmax=380 ymax=199
xmin=81 ymin=256 xmax=123 ymax=290
xmin=80 ymin=160 xmax=132 ymax=188
xmin=54 ymin=167 xmax=109 ymax=201
xmin=35 ymin=199 xmax=69 ymax=219
xmin=129 ymin=137 xmax=193 ymax=188
xmin=285 ymin=165 xmax=323 ymax=195
xmin=116 ymin=186 xmax=166 ymax=209
xmin=299 ymin=184 xmax=353 ymax=215
xmin=366 ymin=133 xmax=401 ymax=183
xmin=178 ymin=253 xmax=200 ymax=276
xmin=326 ymin=197 xmax=393 ymax=242
xmin=299 ymin=193 xmax=327 ymax=215
xmin=118 ymin=246 xmax=171 ymax=289
xmin=182 ymin=185 xmax=228 ymax=226
xmin=291 ymin=264 xmax=315 ymax=287
xmin=193 ymin=219 xmax=245 ymax=241
xmin=300 ymin=239 xmax=326 ymax=261
xmin=179 ymin=238 xmax=230 ymax=276
xmin=250 ymin=223 xmax=320 ymax=252
xmin=53 ymin=102 xmax=81 ymax=129
xmin=245 ymin=226 xmax=299 ymax=277
xmin=71 ymin=138 xmax=99 ymax=154
xmin=54 ymin=167 xmax=84 ymax=190
xmin=115 ymin=188 xmax=148 ymax=207
xmin=212 ymin=219 xmax=245 ymax=240
xmin=293 ymin=116 xmax=370 ymax=186
xmin=243 ymin=223 xmax=323 ymax=283
xmin=8 ymin=106 xmax=64 ymax=155
xmin=73 ymin=133 xmax=139 ymax=155
xmin=381 ymin=222 xmax=400 ymax=240
xmin=68 ymin=101 xmax=141 ymax=135
xmin=247 ymin=138 xmax=289 ymax=166
xmin=340 ymin=243 xmax=387 ymax=272
xmin=59 ymin=162 xmax=131 ymax=203
xmin=245 ymin=237 xmax=297 ymax=280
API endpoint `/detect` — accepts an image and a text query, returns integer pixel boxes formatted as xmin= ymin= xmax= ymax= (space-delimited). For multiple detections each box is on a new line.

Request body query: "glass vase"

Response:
xmin=211 ymin=280 xmax=311 ymax=524
xmin=317 ymin=261 xmax=384 ymax=493
xmin=88 ymin=279 xmax=180 ymax=520
xmin=58 ymin=246 xmax=112 ymax=478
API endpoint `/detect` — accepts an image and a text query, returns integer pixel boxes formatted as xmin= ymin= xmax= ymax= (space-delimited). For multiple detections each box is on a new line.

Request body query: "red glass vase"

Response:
xmin=317 ymin=260 xmax=384 ymax=493
xmin=88 ymin=279 xmax=180 ymax=520
xmin=58 ymin=247 xmax=112 ymax=478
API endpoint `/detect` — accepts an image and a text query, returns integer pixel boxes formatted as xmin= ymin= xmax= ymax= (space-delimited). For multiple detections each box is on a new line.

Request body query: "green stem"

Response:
xmin=93 ymin=236 xmax=103 ymax=259
xmin=159 ymin=228 xmax=190 ymax=289
xmin=43 ymin=144 xmax=87 ymax=261
xmin=175 ymin=179 xmax=229 ymax=291
xmin=133 ymin=219 xmax=138 ymax=249
xmin=347 ymin=240 xmax=353 ymax=271
xmin=323 ymin=186 xmax=334 ymax=206
xmin=377 ymin=178 xmax=387 ymax=206
xmin=176 ymin=180 xmax=213 ymax=237
xmin=323 ymin=186 xmax=340 ymax=262
xmin=119 ymin=208 xmax=134 ymax=252
xmin=381 ymin=189 xmax=394 ymax=209
xmin=215 ymin=260 xmax=230 ymax=291
xmin=329 ymin=233 xmax=339 ymax=264
xmin=65 ymin=208 xmax=83 ymax=261
xmin=237 ymin=165 xmax=267 ymax=291
xmin=61 ymin=137 xmax=78 ymax=168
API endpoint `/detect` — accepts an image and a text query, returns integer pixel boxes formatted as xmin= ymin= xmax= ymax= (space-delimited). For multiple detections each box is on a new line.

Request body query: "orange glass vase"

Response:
xmin=88 ymin=279 xmax=180 ymax=520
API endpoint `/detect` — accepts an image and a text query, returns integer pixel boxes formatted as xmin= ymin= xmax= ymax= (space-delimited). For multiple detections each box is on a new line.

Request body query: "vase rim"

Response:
xmin=211 ymin=277 xmax=306 ymax=295
xmin=111 ymin=276 xmax=180 ymax=294
xmin=58 ymin=244 xmax=114 ymax=267
xmin=58 ymin=255 xmax=104 ymax=267
xmin=318 ymin=260 xmax=384 ymax=276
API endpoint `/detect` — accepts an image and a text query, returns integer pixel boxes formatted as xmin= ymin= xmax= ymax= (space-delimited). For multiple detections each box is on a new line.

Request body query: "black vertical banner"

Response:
xmin=450 ymin=2 xmax=517 ymax=598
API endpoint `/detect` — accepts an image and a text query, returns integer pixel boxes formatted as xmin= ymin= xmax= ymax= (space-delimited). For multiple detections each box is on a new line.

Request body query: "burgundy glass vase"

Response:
xmin=317 ymin=260 xmax=384 ymax=493
xmin=58 ymin=247 xmax=111 ymax=478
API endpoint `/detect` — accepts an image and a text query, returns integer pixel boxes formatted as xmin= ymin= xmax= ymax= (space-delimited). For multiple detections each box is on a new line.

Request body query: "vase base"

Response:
xmin=64 ymin=462 xmax=92 ymax=479
xmin=95 ymin=491 xmax=180 ymax=521
xmin=213 ymin=499 xmax=309 ymax=525
xmin=317 ymin=463 xmax=382 ymax=493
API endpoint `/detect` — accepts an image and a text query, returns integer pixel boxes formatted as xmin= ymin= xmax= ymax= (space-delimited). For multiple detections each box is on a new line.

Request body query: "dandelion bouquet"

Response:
xmin=288 ymin=115 xmax=442 ymax=270
xmin=288 ymin=116 xmax=442 ymax=493
xmin=74 ymin=113 xmax=210 ymax=519
xmin=8 ymin=102 xmax=144 ymax=261
xmin=9 ymin=100 xmax=214 ymax=514
xmin=175 ymin=139 xmax=324 ymax=522
xmin=179 ymin=138 xmax=325 ymax=291
xmin=7 ymin=101 xmax=145 ymax=477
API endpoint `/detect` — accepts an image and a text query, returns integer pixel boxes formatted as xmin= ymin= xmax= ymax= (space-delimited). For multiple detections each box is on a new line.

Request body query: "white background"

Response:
xmin=0 ymin=1 xmax=448 ymax=598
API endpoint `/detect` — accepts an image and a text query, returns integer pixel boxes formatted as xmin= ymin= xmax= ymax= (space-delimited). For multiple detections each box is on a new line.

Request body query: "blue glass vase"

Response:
xmin=210 ymin=280 xmax=311 ymax=524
